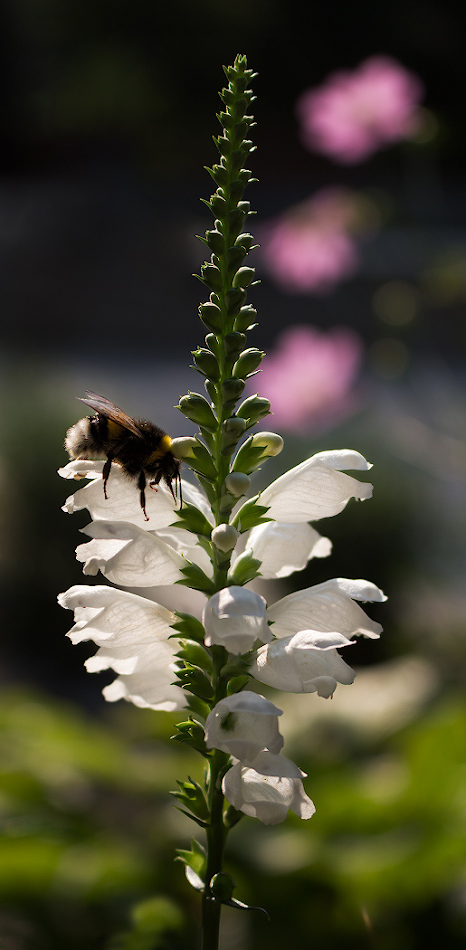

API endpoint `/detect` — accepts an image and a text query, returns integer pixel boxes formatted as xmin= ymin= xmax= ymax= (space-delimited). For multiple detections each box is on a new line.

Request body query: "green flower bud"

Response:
xmin=222 ymin=377 xmax=245 ymax=402
xmin=201 ymin=263 xmax=223 ymax=291
xmin=204 ymin=333 xmax=221 ymax=356
xmin=236 ymin=394 xmax=271 ymax=426
xmin=234 ymin=305 xmax=257 ymax=332
xmin=209 ymin=193 xmax=228 ymax=216
xmin=204 ymin=229 xmax=225 ymax=254
xmin=224 ymin=331 xmax=246 ymax=360
xmin=220 ymin=416 xmax=247 ymax=453
xmin=222 ymin=416 xmax=247 ymax=436
xmin=233 ymin=266 xmax=255 ymax=288
xmin=227 ymin=208 xmax=248 ymax=240
xmin=226 ymin=245 xmax=246 ymax=274
xmin=192 ymin=347 xmax=220 ymax=380
xmin=233 ymin=348 xmax=264 ymax=378
xmin=178 ymin=393 xmax=217 ymax=431
xmin=210 ymin=873 xmax=235 ymax=902
xmin=211 ymin=524 xmax=239 ymax=553
xmin=206 ymin=163 xmax=229 ymax=187
xmin=235 ymin=232 xmax=255 ymax=252
xmin=199 ymin=302 xmax=223 ymax=332
xmin=224 ymin=472 xmax=251 ymax=497
xmin=225 ymin=287 xmax=247 ymax=316
xmin=250 ymin=431 xmax=284 ymax=457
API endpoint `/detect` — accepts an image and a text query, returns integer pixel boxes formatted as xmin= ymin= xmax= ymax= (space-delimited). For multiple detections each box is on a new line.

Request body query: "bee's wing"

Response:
xmin=78 ymin=391 xmax=144 ymax=439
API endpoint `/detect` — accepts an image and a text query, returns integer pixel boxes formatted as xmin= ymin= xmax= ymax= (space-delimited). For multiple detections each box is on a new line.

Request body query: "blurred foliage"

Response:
xmin=0 ymin=685 xmax=465 ymax=948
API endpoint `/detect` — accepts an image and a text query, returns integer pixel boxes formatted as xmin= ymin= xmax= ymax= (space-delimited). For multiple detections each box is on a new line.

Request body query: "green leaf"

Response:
xmin=173 ymin=502 xmax=213 ymax=538
xmin=172 ymin=777 xmax=209 ymax=821
xmin=176 ymin=837 xmax=207 ymax=883
xmin=226 ymin=675 xmax=251 ymax=695
xmin=177 ymin=563 xmax=215 ymax=595
xmin=171 ymin=612 xmax=206 ymax=643
xmin=175 ymin=639 xmax=213 ymax=674
xmin=231 ymin=495 xmax=271 ymax=532
xmin=228 ymin=550 xmax=261 ymax=585
xmin=177 ymin=666 xmax=214 ymax=701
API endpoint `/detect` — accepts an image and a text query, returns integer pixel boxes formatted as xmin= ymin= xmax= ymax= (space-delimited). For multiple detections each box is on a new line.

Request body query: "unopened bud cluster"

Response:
xmin=176 ymin=54 xmax=282 ymax=587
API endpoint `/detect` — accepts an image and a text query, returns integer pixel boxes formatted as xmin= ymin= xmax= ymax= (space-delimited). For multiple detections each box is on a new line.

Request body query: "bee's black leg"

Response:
xmin=138 ymin=470 xmax=149 ymax=521
xmin=102 ymin=454 xmax=113 ymax=499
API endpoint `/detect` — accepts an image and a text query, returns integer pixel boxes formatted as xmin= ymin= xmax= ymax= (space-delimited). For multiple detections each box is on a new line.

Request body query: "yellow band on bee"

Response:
xmin=147 ymin=434 xmax=172 ymax=462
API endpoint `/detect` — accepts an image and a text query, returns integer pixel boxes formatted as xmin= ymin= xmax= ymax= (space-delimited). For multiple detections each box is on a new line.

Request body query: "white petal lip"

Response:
xmin=58 ymin=584 xmax=186 ymax=712
xmin=250 ymin=629 xmax=356 ymax=696
xmin=58 ymin=584 xmax=174 ymax=645
xmin=222 ymin=753 xmax=315 ymax=824
xmin=59 ymin=460 xmax=211 ymax=528
xmin=75 ymin=521 xmax=187 ymax=586
xmin=259 ymin=449 xmax=373 ymax=522
xmin=245 ymin=521 xmax=332 ymax=579
xmin=268 ymin=578 xmax=386 ymax=640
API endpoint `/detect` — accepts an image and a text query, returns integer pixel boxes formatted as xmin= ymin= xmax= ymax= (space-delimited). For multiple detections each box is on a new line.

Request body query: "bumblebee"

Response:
xmin=65 ymin=391 xmax=182 ymax=520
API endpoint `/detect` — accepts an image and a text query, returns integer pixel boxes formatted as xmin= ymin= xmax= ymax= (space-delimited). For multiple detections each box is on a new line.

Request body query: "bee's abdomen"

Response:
xmin=65 ymin=415 xmax=111 ymax=459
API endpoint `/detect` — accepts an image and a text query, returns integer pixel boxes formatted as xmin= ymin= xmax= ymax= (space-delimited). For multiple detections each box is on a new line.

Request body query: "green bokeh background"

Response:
xmin=1 ymin=2 xmax=466 ymax=947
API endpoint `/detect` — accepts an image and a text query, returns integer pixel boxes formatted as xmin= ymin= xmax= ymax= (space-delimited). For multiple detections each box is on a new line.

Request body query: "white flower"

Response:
xmin=222 ymin=751 xmax=315 ymax=824
xmin=250 ymin=630 xmax=356 ymax=698
xmin=268 ymin=578 xmax=386 ymax=640
xmin=59 ymin=460 xmax=211 ymax=528
xmin=203 ymin=586 xmax=272 ymax=654
xmin=244 ymin=521 xmax=332 ymax=579
xmin=204 ymin=691 xmax=284 ymax=761
xmin=259 ymin=449 xmax=373 ymax=522
xmin=58 ymin=585 xmax=186 ymax=711
xmin=75 ymin=521 xmax=188 ymax=587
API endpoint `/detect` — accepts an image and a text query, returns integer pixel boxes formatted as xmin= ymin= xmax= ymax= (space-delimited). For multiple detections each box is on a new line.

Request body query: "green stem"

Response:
xmin=201 ymin=649 xmax=229 ymax=950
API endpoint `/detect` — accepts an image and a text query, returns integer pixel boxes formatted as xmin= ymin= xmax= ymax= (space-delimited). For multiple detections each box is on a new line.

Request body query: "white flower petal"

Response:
xmin=268 ymin=578 xmax=385 ymax=640
xmin=58 ymin=584 xmax=186 ymax=711
xmin=203 ymin=586 xmax=271 ymax=654
xmin=222 ymin=753 xmax=315 ymax=824
xmin=103 ymin=671 xmax=185 ymax=712
xmin=246 ymin=521 xmax=332 ymax=579
xmin=250 ymin=630 xmax=356 ymax=697
xmin=75 ymin=521 xmax=186 ymax=586
xmin=58 ymin=584 xmax=174 ymax=644
xmin=205 ymin=692 xmax=284 ymax=761
xmin=259 ymin=450 xmax=373 ymax=522
xmin=60 ymin=460 xmax=209 ymax=529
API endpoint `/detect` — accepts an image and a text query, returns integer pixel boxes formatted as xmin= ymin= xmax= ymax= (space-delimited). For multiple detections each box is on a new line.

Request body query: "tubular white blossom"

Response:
xmin=259 ymin=449 xmax=373 ymax=523
xmin=58 ymin=585 xmax=186 ymax=711
xmin=203 ymin=586 xmax=272 ymax=654
xmin=245 ymin=521 xmax=332 ymax=579
xmin=222 ymin=751 xmax=315 ymax=824
xmin=250 ymin=630 xmax=356 ymax=698
xmin=75 ymin=521 xmax=187 ymax=586
xmin=268 ymin=578 xmax=386 ymax=640
xmin=205 ymin=691 xmax=284 ymax=761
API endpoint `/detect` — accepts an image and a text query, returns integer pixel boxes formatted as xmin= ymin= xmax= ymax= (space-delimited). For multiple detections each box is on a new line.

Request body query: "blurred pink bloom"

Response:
xmin=296 ymin=56 xmax=424 ymax=163
xmin=259 ymin=188 xmax=362 ymax=294
xmin=254 ymin=325 xmax=363 ymax=433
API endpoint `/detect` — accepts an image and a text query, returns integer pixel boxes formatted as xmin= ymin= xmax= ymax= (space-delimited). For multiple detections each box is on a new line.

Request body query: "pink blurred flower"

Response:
xmin=259 ymin=188 xmax=362 ymax=294
xmin=296 ymin=56 xmax=424 ymax=164
xmin=254 ymin=325 xmax=363 ymax=433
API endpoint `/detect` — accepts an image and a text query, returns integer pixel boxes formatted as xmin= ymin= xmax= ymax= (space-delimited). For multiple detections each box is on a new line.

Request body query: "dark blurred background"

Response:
xmin=1 ymin=1 xmax=466 ymax=948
